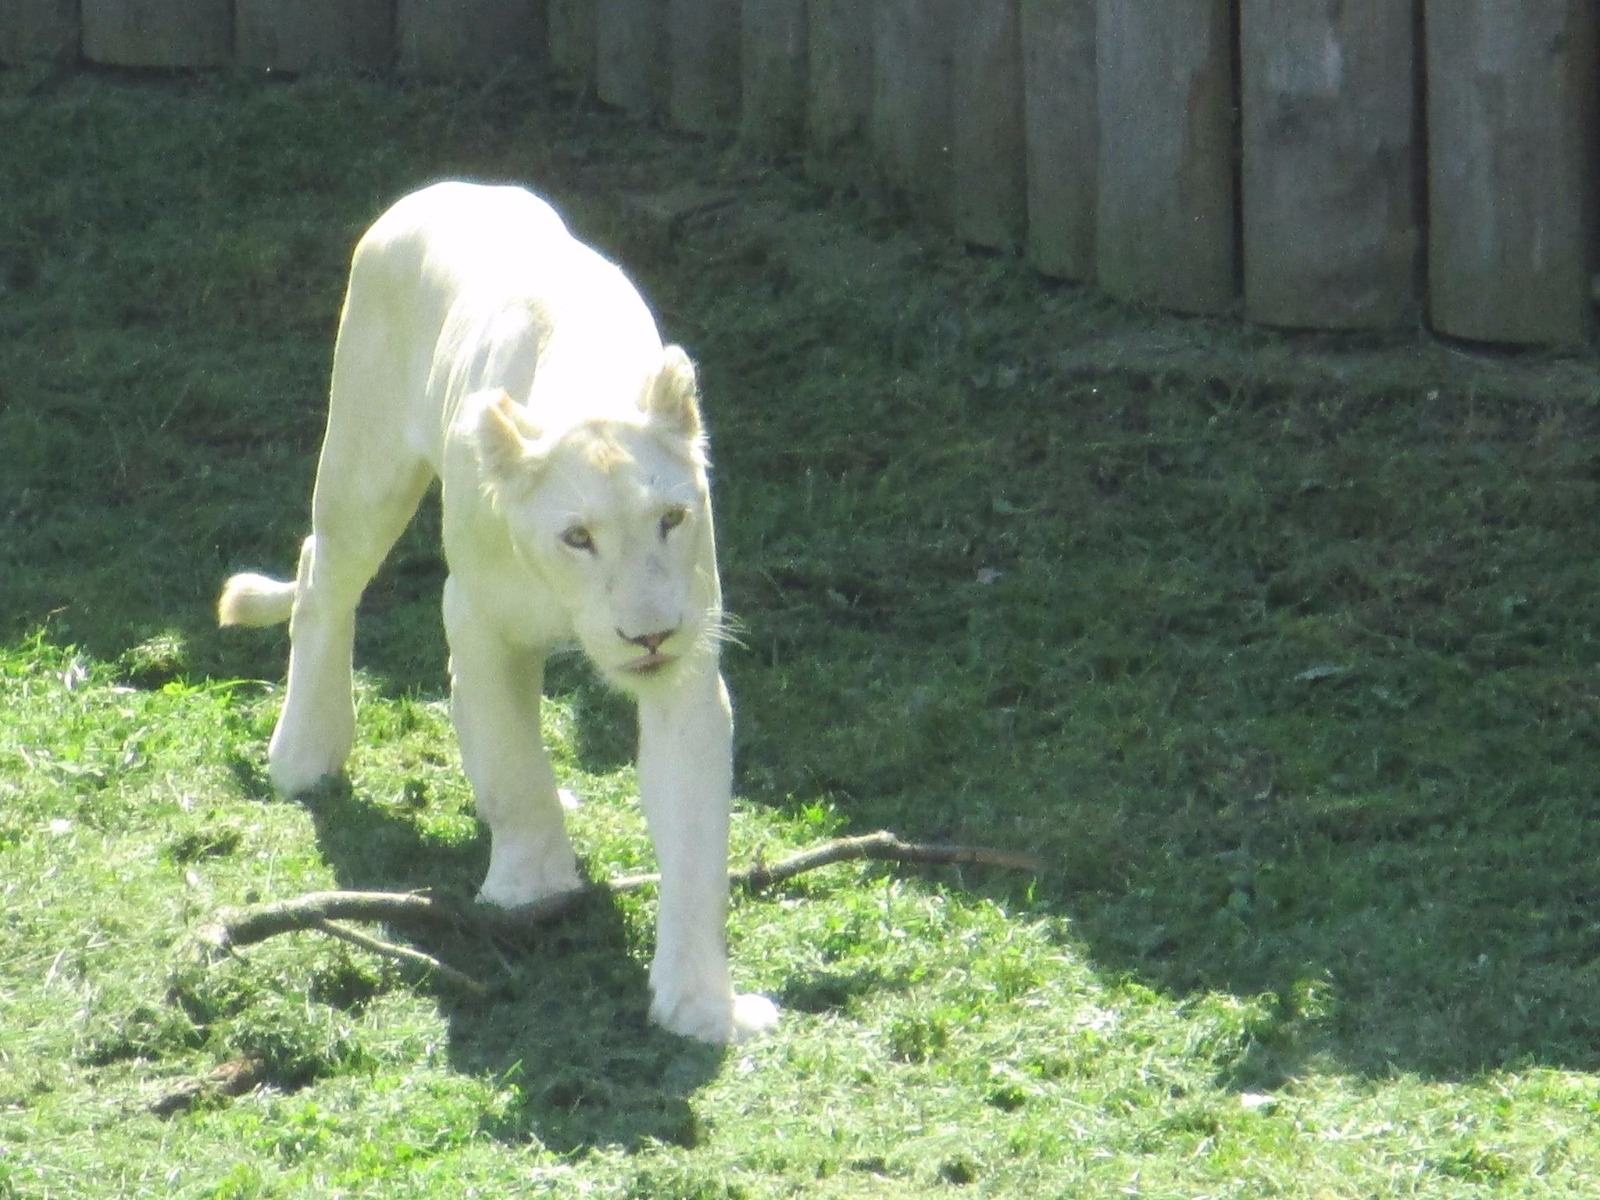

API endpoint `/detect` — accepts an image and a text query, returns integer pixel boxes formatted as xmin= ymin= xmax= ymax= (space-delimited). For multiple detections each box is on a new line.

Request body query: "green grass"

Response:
xmin=4 ymin=67 xmax=1600 ymax=1197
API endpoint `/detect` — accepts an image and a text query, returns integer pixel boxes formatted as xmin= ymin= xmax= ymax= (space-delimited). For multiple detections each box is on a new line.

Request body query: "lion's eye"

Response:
xmin=560 ymin=525 xmax=595 ymax=553
xmin=659 ymin=507 xmax=687 ymax=539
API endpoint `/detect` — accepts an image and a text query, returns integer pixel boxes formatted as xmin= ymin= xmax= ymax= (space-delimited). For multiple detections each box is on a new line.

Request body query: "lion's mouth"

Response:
xmin=621 ymin=652 xmax=677 ymax=675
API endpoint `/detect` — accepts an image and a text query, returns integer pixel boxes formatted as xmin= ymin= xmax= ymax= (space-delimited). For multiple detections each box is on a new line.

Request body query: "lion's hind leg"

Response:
xmin=268 ymin=451 xmax=432 ymax=795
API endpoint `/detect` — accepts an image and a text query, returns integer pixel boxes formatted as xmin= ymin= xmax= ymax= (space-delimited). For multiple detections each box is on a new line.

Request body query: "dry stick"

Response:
xmin=613 ymin=830 xmax=1047 ymax=892
xmin=150 ymin=1055 xmax=269 ymax=1118
xmin=311 ymin=918 xmax=494 ymax=999
xmin=740 ymin=830 xmax=1045 ymax=890
xmin=198 ymin=890 xmax=469 ymax=951
xmin=200 ymin=830 xmax=1045 ymax=955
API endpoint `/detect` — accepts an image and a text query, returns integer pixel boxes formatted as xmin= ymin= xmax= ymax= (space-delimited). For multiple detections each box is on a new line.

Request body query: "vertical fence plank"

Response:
xmin=549 ymin=0 xmax=595 ymax=90
xmin=808 ymin=0 xmax=873 ymax=160
xmin=1241 ymin=0 xmax=1419 ymax=329
xmin=0 ymin=0 xmax=79 ymax=63
xmin=398 ymin=0 xmax=544 ymax=78
xmin=237 ymin=0 xmax=392 ymax=74
xmin=954 ymin=0 xmax=1026 ymax=249
xmin=1095 ymin=0 xmax=1236 ymax=314
xmin=596 ymin=0 xmax=669 ymax=115
xmin=1427 ymin=0 xmax=1597 ymax=346
xmin=671 ymin=0 xmax=740 ymax=133
xmin=741 ymin=0 xmax=807 ymax=149
xmin=873 ymin=0 xmax=957 ymax=225
xmin=1020 ymin=0 xmax=1096 ymax=280
xmin=82 ymin=0 xmax=230 ymax=67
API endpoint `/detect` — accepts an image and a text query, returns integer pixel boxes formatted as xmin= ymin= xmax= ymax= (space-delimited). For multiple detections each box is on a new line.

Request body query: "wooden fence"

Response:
xmin=4 ymin=0 xmax=1596 ymax=346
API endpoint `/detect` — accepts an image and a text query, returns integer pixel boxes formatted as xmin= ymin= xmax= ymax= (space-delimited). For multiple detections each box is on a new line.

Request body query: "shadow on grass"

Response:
xmin=728 ymin=626 xmax=1600 ymax=1087
xmin=28 ymin=513 xmax=1600 ymax=1091
xmin=271 ymin=773 xmax=725 ymax=1154
xmin=2 ymin=482 xmax=727 ymax=1149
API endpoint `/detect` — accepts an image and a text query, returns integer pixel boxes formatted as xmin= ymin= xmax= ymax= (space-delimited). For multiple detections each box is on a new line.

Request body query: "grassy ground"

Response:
xmin=4 ymin=68 xmax=1600 ymax=1198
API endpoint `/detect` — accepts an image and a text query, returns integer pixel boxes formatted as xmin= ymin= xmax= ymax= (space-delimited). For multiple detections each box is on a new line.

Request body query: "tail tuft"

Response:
xmin=217 ymin=573 xmax=298 ymax=628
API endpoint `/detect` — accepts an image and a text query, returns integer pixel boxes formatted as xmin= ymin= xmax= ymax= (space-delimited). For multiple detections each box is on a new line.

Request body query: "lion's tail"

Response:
xmin=217 ymin=572 xmax=298 ymax=628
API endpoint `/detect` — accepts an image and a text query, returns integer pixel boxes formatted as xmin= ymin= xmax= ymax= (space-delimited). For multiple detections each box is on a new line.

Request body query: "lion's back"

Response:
xmin=349 ymin=182 xmax=570 ymax=300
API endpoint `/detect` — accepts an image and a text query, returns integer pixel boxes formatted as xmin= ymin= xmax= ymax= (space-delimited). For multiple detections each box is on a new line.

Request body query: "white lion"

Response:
xmin=217 ymin=181 xmax=778 ymax=1045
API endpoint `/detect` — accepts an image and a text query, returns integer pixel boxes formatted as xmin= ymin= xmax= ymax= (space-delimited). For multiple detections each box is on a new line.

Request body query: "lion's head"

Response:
xmin=472 ymin=346 xmax=723 ymax=690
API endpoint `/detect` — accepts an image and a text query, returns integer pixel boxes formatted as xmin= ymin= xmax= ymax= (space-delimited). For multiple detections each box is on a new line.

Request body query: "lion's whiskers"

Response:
xmin=699 ymin=611 xmax=748 ymax=655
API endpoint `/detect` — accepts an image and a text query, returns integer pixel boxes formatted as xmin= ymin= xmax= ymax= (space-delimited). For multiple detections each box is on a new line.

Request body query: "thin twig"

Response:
xmin=197 ymin=889 xmax=468 ymax=951
xmin=612 ymin=830 xmax=1045 ymax=893
xmin=734 ymin=830 xmax=1046 ymax=892
xmin=149 ymin=1055 xmax=268 ymax=1118
xmin=311 ymin=918 xmax=493 ymax=999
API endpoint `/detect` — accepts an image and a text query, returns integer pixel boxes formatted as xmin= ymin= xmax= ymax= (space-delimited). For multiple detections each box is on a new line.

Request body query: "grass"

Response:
xmin=4 ymin=65 xmax=1600 ymax=1197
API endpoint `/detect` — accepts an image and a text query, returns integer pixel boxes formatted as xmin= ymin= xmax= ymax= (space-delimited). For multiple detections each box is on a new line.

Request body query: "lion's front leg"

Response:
xmin=444 ymin=576 xmax=582 ymax=907
xmin=637 ymin=668 xmax=779 ymax=1044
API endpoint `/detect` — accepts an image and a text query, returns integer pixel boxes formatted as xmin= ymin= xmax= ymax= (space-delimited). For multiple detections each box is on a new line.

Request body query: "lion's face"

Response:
xmin=474 ymin=348 xmax=721 ymax=690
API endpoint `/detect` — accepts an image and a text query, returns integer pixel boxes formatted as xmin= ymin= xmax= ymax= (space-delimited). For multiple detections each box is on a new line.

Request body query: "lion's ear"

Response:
xmin=473 ymin=390 xmax=542 ymax=493
xmin=643 ymin=345 xmax=703 ymax=443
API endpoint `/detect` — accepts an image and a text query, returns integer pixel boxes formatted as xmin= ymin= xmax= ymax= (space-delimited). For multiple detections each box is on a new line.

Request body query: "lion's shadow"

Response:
xmin=247 ymin=746 xmax=725 ymax=1155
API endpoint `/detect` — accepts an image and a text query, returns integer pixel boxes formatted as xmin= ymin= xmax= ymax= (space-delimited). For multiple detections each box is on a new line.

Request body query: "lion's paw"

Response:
xmin=267 ymin=694 xmax=355 ymax=795
xmin=267 ymin=731 xmax=352 ymax=795
xmin=476 ymin=839 xmax=583 ymax=909
xmin=651 ymin=984 xmax=780 ymax=1045
xmin=731 ymin=992 xmax=781 ymax=1041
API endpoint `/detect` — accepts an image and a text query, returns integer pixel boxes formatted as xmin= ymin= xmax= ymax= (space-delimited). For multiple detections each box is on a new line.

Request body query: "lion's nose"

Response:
xmin=620 ymin=627 xmax=676 ymax=654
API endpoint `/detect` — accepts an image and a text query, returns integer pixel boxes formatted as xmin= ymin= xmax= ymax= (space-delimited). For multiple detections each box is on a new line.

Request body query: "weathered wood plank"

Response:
xmin=740 ymin=0 xmax=807 ymax=149
xmin=596 ymin=0 xmax=669 ymax=116
xmin=398 ymin=0 xmax=543 ymax=78
xmin=82 ymin=0 xmax=231 ymax=68
xmin=808 ymin=0 xmax=873 ymax=160
xmin=1095 ymin=0 xmax=1236 ymax=314
xmin=1241 ymin=0 xmax=1420 ymax=329
xmin=873 ymin=0 xmax=957 ymax=226
xmin=236 ymin=0 xmax=392 ymax=75
xmin=954 ymin=0 xmax=1026 ymax=249
xmin=0 ymin=0 xmax=79 ymax=64
xmin=670 ymin=0 xmax=740 ymax=133
xmin=548 ymin=0 xmax=596 ymax=91
xmin=1427 ymin=0 xmax=1597 ymax=345
xmin=1020 ymin=0 xmax=1097 ymax=280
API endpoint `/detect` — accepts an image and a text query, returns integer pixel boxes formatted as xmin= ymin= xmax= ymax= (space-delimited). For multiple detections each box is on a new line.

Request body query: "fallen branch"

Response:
xmin=605 ymin=830 xmax=1046 ymax=892
xmin=311 ymin=918 xmax=493 ymax=999
xmin=150 ymin=1055 xmax=269 ymax=1118
xmin=197 ymin=886 xmax=598 ymax=955
xmin=197 ymin=890 xmax=467 ymax=951
xmin=197 ymin=830 xmax=1044 ymax=963
xmin=737 ymin=830 xmax=1045 ymax=892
